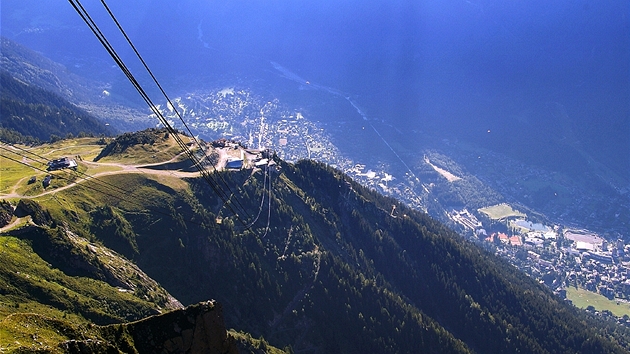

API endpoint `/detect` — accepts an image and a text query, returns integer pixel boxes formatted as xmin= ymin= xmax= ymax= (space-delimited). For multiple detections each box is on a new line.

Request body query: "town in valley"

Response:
xmin=154 ymin=85 xmax=629 ymax=324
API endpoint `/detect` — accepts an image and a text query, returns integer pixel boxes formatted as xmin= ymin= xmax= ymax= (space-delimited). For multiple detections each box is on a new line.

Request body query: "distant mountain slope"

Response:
xmin=1 ymin=37 xmax=152 ymax=131
xmin=2 ymin=133 xmax=629 ymax=353
xmin=0 ymin=72 xmax=114 ymax=142
xmin=1 ymin=37 xmax=98 ymax=103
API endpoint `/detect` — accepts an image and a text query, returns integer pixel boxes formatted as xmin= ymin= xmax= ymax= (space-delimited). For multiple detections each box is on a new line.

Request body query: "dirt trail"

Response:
xmin=1 ymin=162 xmax=201 ymax=200
xmin=0 ymin=217 xmax=27 ymax=233
xmin=7 ymin=176 xmax=29 ymax=196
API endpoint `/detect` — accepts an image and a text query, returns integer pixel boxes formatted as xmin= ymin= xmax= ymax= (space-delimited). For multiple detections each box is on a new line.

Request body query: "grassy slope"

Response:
xmin=0 ymin=134 xmax=285 ymax=353
xmin=567 ymin=286 xmax=630 ymax=318
xmin=1 ymin=133 xmax=189 ymax=198
xmin=0 ymin=138 xmax=108 ymax=195
xmin=0 ymin=235 xmax=160 ymax=351
xmin=0 ymin=235 xmax=167 ymax=321
xmin=94 ymin=130 xmax=193 ymax=164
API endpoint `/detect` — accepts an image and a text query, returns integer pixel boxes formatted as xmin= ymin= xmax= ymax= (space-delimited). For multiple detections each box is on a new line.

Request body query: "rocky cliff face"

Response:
xmin=124 ymin=300 xmax=238 ymax=354
xmin=60 ymin=301 xmax=239 ymax=354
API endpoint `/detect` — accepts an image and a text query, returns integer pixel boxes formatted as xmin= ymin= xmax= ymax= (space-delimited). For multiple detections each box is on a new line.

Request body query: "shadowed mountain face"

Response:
xmin=0 ymin=72 xmax=115 ymax=141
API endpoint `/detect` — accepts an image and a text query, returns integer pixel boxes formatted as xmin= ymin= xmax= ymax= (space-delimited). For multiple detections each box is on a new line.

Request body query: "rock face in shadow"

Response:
xmin=60 ymin=301 xmax=239 ymax=354
xmin=119 ymin=300 xmax=238 ymax=354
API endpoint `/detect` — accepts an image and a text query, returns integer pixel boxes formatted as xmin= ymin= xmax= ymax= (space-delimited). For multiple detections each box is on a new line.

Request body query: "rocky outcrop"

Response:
xmin=102 ymin=300 xmax=239 ymax=354
xmin=14 ymin=199 xmax=53 ymax=227
xmin=0 ymin=200 xmax=13 ymax=227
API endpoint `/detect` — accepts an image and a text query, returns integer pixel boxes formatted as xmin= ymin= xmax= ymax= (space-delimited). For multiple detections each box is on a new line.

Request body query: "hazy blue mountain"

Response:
xmin=3 ymin=0 xmax=627 ymax=180
xmin=2 ymin=1 xmax=627 ymax=232
xmin=0 ymin=72 xmax=115 ymax=141
xmin=1 ymin=37 xmax=154 ymax=131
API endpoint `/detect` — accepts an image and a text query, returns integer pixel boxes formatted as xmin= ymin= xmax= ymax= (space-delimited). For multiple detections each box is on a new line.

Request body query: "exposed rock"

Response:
xmin=101 ymin=300 xmax=239 ymax=354
xmin=59 ymin=339 xmax=119 ymax=354
xmin=14 ymin=199 xmax=53 ymax=226
xmin=0 ymin=200 xmax=13 ymax=227
xmin=56 ymin=301 xmax=237 ymax=353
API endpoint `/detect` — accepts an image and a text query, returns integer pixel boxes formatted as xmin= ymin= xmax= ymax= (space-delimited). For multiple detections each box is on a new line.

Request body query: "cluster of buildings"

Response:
xmin=271 ymin=113 xmax=344 ymax=165
xmin=463 ymin=213 xmax=630 ymax=324
xmin=443 ymin=203 xmax=630 ymax=324
xmin=47 ymin=157 xmax=77 ymax=171
xmin=210 ymin=139 xmax=275 ymax=171
xmin=484 ymin=232 xmax=523 ymax=247
xmin=27 ymin=156 xmax=79 ymax=189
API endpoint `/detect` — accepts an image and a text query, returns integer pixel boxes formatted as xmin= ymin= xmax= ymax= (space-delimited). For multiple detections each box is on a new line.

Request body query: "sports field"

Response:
xmin=478 ymin=203 xmax=526 ymax=220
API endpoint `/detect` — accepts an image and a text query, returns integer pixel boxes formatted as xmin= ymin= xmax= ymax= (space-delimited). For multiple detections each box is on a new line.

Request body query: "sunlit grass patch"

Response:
xmin=0 ymin=150 xmax=47 ymax=194
xmin=0 ymin=234 xmax=165 ymax=326
xmin=229 ymin=329 xmax=289 ymax=354
xmin=83 ymin=163 xmax=124 ymax=175
xmin=566 ymin=286 xmax=630 ymax=318
xmin=0 ymin=142 xmax=106 ymax=197
xmin=478 ymin=203 xmax=526 ymax=220
xmin=97 ymin=133 xmax=192 ymax=165
xmin=0 ymin=312 xmax=90 ymax=353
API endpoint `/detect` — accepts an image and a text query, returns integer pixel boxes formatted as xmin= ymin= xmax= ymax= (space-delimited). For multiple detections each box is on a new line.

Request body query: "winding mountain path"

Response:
xmin=1 ymin=161 xmax=202 ymax=200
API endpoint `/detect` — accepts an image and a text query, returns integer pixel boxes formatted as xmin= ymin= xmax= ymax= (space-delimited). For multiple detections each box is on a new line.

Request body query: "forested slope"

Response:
xmin=2 ymin=134 xmax=629 ymax=352
xmin=0 ymin=72 xmax=113 ymax=142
